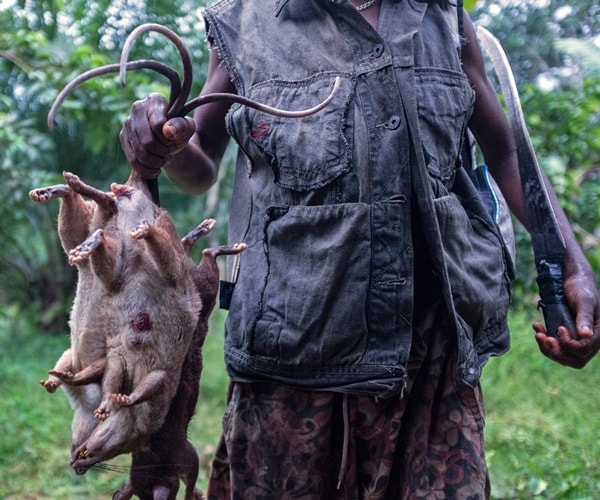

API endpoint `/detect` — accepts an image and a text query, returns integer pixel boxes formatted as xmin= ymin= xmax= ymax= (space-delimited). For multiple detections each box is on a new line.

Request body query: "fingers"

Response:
xmin=536 ymin=269 xmax=600 ymax=367
xmin=533 ymin=322 xmax=598 ymax=369
xmin=563 ymin=271 xmax=599 ymax=339
xmin=119 ymin=93 xmax=195 ymax=178
xmin=120 ymin=94 xmax=167 ymax=178
xmin=574 ymin=309 xmax=595 ymax=340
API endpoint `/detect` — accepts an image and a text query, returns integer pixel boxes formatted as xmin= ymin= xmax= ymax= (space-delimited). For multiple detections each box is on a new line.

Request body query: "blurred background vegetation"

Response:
xmin=1 ymin=0 xmax=599 ymax=498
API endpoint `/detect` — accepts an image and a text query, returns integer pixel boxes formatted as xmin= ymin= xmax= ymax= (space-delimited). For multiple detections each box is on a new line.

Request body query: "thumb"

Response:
xmin=576 ymin=313 xmax=594 ymax=339
xmin=162 ymin=116 xmax=195 ymax=143
xmin=573 ymin=292 xmax=596 ymax=339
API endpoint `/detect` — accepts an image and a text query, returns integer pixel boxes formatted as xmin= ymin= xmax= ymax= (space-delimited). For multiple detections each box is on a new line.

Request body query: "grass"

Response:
xmin=0 ymin=312 xmax=229 ymax=499
xmin=482 ymin=311 xmax=600 ymax=499
xmin=1 ymin=309 xmax=599 ymax=498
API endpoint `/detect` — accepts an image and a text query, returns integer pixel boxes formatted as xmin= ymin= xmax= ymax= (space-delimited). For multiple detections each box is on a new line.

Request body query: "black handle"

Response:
xmin=538 ymin=300 xmax=577 ymax=340
xmin=536 ymin=259 xmax=578 ymax=339
xmin=145 ymin=178 xmax=160 ymax=206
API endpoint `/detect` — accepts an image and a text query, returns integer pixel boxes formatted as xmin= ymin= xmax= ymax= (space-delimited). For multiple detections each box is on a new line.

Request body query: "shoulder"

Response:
xmin=459 ymin=12 xmax=488 ymax=87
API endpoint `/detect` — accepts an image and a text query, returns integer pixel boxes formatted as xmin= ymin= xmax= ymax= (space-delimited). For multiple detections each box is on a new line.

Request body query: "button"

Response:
xmin=372 ymin=43 xmax=384 ymax=58
xmin=387 ymin=194 xmax=407 ymax=203
xmin=387 ymin=115 xmax=401 ymax=129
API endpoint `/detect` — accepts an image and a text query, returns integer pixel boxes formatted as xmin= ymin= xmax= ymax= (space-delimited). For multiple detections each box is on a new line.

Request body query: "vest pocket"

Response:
xmin=251 ymin=202 xmax=371 ymax=366
xmin=415 ymin=68 xmax=475 ymax=181
xmin=239 ymin=74 xmax=354 ymax=192
xmin=433 ymin=181 xmax=511 ymax=337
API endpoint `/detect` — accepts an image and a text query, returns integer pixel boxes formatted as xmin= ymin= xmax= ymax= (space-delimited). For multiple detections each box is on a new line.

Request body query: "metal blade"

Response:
xmin=477 ymin=26 xmax=565 ymax=258
xmin=477 ymin=26 xmax=576 ymax=338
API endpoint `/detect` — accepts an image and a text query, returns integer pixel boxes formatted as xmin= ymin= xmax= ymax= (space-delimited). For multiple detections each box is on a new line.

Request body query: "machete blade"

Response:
xmin=476 ymin=26 xmax=577 ymax=338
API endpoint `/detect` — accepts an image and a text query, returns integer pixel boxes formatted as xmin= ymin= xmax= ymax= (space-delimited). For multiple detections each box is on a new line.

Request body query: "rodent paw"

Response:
xmin=110 ymin=393 xmax=132 ymax=407
xmin=94 ymin=405 xmax=111 ymax=421
xmin=130 ymin=220 xmax=150 ymax=239
xmin=48 ymin=369 xmax=74 ymax=382
xmin=40 ymin=379 xmax=60 ymax=393
xmin=29 ymin=189 xmax=51 ymax=202
xmin=68 ymin=237 xmax=100 ymax=264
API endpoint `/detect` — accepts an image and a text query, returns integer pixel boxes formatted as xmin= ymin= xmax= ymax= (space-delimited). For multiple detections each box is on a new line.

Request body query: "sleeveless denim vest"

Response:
xmin=203 ymin=0 xmax=511 ymax=398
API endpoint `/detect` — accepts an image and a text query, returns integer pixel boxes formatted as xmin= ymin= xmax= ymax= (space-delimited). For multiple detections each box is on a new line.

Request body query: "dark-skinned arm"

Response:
xmin=120 ymin=47 xmax=235 ymax=194
xmin=461 ymin=11 xmax=600 ymax=368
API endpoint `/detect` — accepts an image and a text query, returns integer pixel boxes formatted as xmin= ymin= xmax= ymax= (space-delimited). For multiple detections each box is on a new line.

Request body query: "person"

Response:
xmin=120 ymin=0 xmax=600 ymax=497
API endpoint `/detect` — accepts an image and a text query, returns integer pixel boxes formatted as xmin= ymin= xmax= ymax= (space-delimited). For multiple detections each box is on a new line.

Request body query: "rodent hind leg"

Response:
xmin=63 ymin=171 xmax=116 ymax=215
xmin=40 ymin=347 xmax=73 ymax=393
xmin=29 ymin=184 xmax=72 ymax=203
xmin=200 ymin=242 xmax=248 ymax=263
xmin=181 ymin=218 xmax=216 ymax=254
xmin=29 ymin=184 xmax=94 ymax=252
xmin=68 ymin=229 xmax=105 ymax=264
xmin=110 ymin=369 xmax=169 ymax=408
xmin=68 ymin=228 xmax=120 ymax=287
xmin=94 ymin=355 xmax=126 ymax=421
xmin=196 ymin=242 xmax=248 ymax=288
xmin=49 ymin=357 xmax=106 ymax=386
xmin=130 ymin=217 xmax=187 ymax=282
xmin=179 ymin=440 xmax=202 ymax=500
xmin=112 ymin=482 xmax=135 ymax=500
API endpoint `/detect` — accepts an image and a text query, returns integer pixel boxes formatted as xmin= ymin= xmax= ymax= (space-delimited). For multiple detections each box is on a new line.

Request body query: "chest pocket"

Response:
xmin=415 ymin=68 xmax=475 ymax=182
xmin=228 ymin=73 xmax=355 ymax=192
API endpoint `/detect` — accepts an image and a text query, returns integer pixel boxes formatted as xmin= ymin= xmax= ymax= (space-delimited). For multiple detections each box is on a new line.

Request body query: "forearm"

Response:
xmin=542 ymin=173 xmax=593 ymax=278
xmin=484 ymin=114 xmax=591 ymax=276
xmin=463 ymin=13 xmax=593 ymax=284
xmin=120 ymin=47 xmax=234 ymax=195
xmin=163 ymin=139 xmax=220 ymax=194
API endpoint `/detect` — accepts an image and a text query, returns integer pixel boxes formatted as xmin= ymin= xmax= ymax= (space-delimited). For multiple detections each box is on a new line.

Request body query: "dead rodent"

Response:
xmin=29 ymin=172 xmax=117 ymax=451
xmin=113 ymin=221 xmax=246 ymax=500
xmin=37 ymin=20 xmax=333 ymax=492
xmin=30 ymin=170 xmax=246 ymax=498
xmin=65 ymin=169 xmax=204 ymax=473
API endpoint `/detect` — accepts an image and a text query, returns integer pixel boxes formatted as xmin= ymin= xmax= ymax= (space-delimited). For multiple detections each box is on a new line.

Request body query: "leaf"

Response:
xmin=464 ymin=0 xmax=479 ymax=11
xmin=555 ymin=38 xmax=600 ymax=78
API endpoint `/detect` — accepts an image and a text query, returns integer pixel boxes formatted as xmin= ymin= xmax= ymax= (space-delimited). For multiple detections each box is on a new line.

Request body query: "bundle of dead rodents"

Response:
xmin=29 ymin=24 xmax=339 ymax=499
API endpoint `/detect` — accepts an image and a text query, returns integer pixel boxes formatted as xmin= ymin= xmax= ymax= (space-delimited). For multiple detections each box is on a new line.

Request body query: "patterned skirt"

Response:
xmin=206 ymin=301 xmax=490 ymax=499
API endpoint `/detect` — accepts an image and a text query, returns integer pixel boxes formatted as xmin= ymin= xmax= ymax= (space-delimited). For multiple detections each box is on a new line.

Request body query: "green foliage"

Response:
xmin=513 ymin=79 xmax=600 ymax=295
xmin=524 ymin=78 xmax=600 ymax=220
xmin=555 ymin=39 xmax=600 ymax=79
xmin=463 ymin=0 xmax=478 ymax=12
xmin=483 ymin=312 xmax=600 ymax=498
xmin=472 ymin=0 xmax=600 ymax=83
xmin=0 ymin=0 xmax=218 ymax=329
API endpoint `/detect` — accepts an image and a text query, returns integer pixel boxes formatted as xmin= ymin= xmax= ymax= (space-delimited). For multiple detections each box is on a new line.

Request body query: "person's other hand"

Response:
xmin=533 ymin=272 xmax=600 ymax=368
